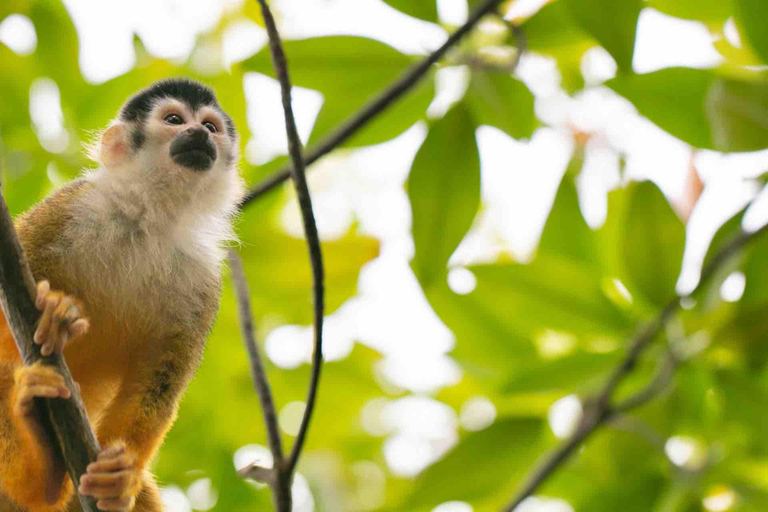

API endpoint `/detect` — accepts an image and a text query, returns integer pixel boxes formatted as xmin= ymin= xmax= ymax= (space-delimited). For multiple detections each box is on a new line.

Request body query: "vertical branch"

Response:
xmin=229 ymin=251 xmax=284 ymax=461
xmin=0 ymin=192 xmax=101 ymax=512
xmin=230 ymin=250 xmax=291 ymax=511
xmin=254 ymin=0 xmax=326 ymax=478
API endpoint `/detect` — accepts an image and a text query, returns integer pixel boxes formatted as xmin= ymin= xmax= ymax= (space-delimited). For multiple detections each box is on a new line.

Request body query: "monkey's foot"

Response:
xmin=34 ymin=280 xmax=90 ymax=356
xmin=13 ymin=362 xmax=72 ymax=419
xmin=80 ymin=442 xmax=141 ymax=511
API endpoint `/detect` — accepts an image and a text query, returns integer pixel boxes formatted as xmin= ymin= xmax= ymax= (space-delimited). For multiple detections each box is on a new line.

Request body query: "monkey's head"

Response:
xmin=93 ymin=78 xmax=243 ymax=213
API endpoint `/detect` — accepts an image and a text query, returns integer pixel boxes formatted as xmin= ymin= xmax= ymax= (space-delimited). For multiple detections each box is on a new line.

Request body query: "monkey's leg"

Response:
xmin=79 ymin=336 xmax=202 ymax=510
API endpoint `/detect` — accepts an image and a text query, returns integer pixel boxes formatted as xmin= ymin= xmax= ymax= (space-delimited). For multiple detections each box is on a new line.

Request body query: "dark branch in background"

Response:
xmin=254 ymin=0 xmax=325 ymax=477
xmin=239 ymin=0 xmax=506 ymax=208
xmin=234 ymin=1 xmax=326 ymax=509
xmin=502 ymin=220 xmax=768 ymax=512
xmin=229 ymin=250 xmax=290 ymax=512
xmin=0 ymin=192 xmax=101 ymax=512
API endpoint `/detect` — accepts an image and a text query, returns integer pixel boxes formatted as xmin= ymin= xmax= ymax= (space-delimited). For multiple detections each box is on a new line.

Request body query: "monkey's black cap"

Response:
xmin=119 ymin=78 xmax=236 ymax=142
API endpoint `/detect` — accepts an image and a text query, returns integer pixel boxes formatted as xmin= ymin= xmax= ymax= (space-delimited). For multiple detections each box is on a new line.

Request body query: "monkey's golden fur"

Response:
xmin=0 ymin=182 xmax=220 ymax=510
xmin=0 ymin=79 xmax=243 ymax=511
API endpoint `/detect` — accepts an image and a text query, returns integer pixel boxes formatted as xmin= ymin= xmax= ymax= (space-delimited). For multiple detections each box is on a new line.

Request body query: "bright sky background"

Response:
xmin=3 ymin=0 xmax=768 ymax=510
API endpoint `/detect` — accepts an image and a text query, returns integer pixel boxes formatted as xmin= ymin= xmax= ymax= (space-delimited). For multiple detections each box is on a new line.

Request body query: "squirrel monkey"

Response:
xmin=0 ymin=78 xmax=244 ymax=511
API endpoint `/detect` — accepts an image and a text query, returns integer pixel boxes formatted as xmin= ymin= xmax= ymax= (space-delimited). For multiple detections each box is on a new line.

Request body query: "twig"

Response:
xmin=239 ymin=0 xmax=506 ymax=208
xmin=501 ymin=221 xmax=768 ymax=511
xmin=611 ymin=347 xmax=677 ymax=414
xmin=0 ymin=191 xmax=101 ymax=512
xmin=255 ymin=0 xmax=325 ymax=484
xmin=228 ymin=251 xmax=285 ymax=495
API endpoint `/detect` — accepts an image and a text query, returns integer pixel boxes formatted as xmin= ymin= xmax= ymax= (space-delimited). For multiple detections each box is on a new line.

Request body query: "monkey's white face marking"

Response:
xmin=78 ymin=97 xmax=244 ymax=303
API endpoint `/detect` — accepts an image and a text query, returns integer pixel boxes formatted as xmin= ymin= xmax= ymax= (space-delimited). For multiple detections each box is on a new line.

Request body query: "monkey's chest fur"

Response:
xmin=17 ymin=179 xmax=224 ymax=421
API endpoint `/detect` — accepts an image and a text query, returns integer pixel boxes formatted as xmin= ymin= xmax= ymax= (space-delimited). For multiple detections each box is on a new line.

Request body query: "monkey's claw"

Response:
xmin=79 ymin=442 xmax=141 ymax=511
xmin=33 ymin=280 xmax=90 ymax=356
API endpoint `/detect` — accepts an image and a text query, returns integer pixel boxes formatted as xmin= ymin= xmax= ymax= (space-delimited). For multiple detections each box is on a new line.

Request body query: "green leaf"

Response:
xmin=238 ymin=223 xmax=380 ymax=325
xmin=408 ymin=104 xmax=480 ymax=288
xmin=693 ymin=207 xmax=748 ymax=307
xmin=465 ymin=71 xmax=535 ymax=139
xmin=740 ymin=228 xmax=768 ymax=308
xmin=242 ymin=36 xmax=433 ymax=147
xmin=736 ymin=0 xmax=768 ymax=63
xmin=608 ymin=69 xmax=768 ymax=152
xmin=621 ymin=181 xmax=686 ymax=308
xmin=539 ymin=169 xmax=595 ymax=265
xmin=469 ymin=259 xmax=631 ymax=337
xmin=382 ymin=0 xmax=438 ymax=22
xmin=502 ymin=351 xmax=621 ymax=394
xmin=706 ymin=78 xmax=768 ymax=152
xmin=608 ymin=68 xmax=715 ymax=149
xmin=562 ymin=0 xmax=642 ymax=73
xmin=648 ymin=0 xmax=733 ymax=24
xmin=399 ymin=419 xmax=545 ymax=510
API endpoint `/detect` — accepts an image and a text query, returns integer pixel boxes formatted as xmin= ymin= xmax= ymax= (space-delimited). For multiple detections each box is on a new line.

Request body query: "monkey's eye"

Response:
xmin=164 ymin=114 xmax=184 ymax=125
xmin=203 ymin=121 xmax=218 ymax=133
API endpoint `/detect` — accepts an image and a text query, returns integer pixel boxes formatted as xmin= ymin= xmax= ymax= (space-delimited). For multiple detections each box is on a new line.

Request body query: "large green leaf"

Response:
xmin=382 ymin=0 xmax=438 ymax=22
xmin=622 ymin=181 xmax=685 ymax=308
xmin=408 ymin=104 xmax=480 ymax=288
xmin=562 ymin=0 xmax=642 ymax=73
xmin=736 ymin=0 xmax=768 ymax=63
xmin=502 ymin=351 xmax=621 ymax=394
xmin=539 ymin=169 xmax=595 ymax=265
xmin=465 ymin=71 xmax=535 ymax=139
xmin=648 ymin=0 xmax=733 ymax=24
xmin=242 ymin=36 xmax=433 ymax=148
xmin=608 ymin=68 xmax=715 ymax=149
xmin=398 ymin=419 xmax=545 ymax=511
xmin=706 ymin=78 xmax=768 ymax=152
xmin=608 ymin=69 xmax=768 ymax=152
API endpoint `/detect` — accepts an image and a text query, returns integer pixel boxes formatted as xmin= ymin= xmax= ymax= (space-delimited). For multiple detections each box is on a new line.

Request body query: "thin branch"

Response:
xmin=254 ymin=0 xmax=325 ymax=479
xmin=228 ymin=250 xmax=284 ymax=464
xmin=239 ymin=0 xmax=506 ymax=208
xmin=0 ymin=191 xmax=101 ymax=512
xmin=501 ymin=221 xmax=768 ymax=511
xmin=612 ymin=347 xmax=677 ymax=415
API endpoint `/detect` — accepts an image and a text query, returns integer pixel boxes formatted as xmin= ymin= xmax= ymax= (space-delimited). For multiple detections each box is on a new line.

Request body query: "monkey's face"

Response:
xmin=143 ymin=99 xmax=235 ymax=174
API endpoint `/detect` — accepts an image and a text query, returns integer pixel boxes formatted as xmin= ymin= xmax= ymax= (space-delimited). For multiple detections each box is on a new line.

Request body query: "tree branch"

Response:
xmin=0 ymin=191 xmax=101 ymax=512
xmin=229 ymin=250 xmax=284 ymax=471
xmin=254 ymin=0 xmax=325 ymax=490
xmin=239 ymin=0 xmax=506 ymax=208
xmin=502 ymin=220 xmax=768 ymax=511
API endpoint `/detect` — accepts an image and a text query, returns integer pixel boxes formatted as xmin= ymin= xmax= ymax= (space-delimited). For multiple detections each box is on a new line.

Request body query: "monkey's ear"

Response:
xmin=99 ymin=123 xmax=129 ymax=169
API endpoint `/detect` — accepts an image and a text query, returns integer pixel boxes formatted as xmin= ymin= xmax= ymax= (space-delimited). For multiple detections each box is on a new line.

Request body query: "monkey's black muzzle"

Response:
xmin=170 ymin=127 xmax=217 ymax=171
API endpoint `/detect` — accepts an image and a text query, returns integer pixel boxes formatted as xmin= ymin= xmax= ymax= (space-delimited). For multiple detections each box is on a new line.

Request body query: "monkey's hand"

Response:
xmin=80 ymin=442 xmax=141 ymax=511
xmin=34 ymin=280 xmax=90 ymax=356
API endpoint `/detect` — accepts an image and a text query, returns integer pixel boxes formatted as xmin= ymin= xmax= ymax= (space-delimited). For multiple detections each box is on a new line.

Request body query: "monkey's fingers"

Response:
xmin=79 ymin=470 xmax=138 ymax=498
xmin=87 ymin=456 xmax=136 ymax=475
xmin=35 ymin=281 xmax=50 ymax=310
xmin=95 ymin=497 xmax=135 ymax=512
xmin=34 ymin=293 xmax=60 ymax=349
xmin=13 ymin=364 xmax=71 ymax=416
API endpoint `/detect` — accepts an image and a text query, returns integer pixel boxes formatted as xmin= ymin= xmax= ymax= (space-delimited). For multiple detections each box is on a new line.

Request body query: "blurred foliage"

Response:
xmin=2 ymin=0 xmax=768 ymax=511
